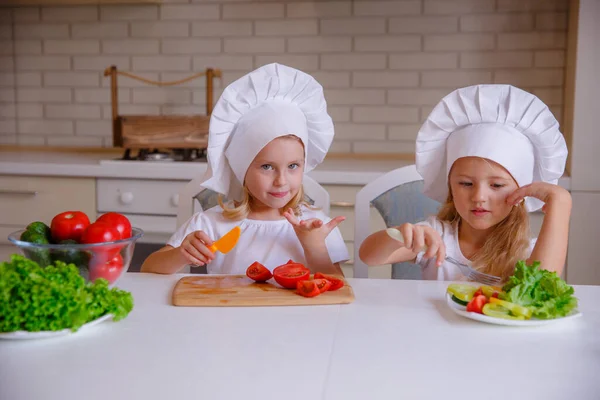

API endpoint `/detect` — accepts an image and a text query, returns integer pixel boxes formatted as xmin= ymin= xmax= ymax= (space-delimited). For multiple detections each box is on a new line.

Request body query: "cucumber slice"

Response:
xmin=447 ymin=284 xmax=478 ymax=302
xmin=451 ymin=295 xmax=469 ymax=306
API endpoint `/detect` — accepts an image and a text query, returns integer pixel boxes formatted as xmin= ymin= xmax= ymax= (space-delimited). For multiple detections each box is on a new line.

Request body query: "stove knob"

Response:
xmin=171 ymin=194 xmax=179 ymax=207
xmin=120 ymin=191 xmax=134 ymax=205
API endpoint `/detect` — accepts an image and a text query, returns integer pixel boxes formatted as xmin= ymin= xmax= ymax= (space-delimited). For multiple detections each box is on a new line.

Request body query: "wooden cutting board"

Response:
xmin=172 ymin=275 xmax=355 ymax=307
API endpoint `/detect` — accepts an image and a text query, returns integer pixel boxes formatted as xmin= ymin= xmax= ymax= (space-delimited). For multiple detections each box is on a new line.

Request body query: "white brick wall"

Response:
xmin=0 ymin=0 xmax=570 ymax=152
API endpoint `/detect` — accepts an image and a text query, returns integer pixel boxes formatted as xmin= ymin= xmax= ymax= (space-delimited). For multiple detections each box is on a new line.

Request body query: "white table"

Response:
xmin=1 ymin=274 xmax=599 ymax=400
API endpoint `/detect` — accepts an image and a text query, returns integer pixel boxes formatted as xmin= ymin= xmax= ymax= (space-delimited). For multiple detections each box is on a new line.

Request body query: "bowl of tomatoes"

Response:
xmin=8 ymin=211 xmax=143 ymax=286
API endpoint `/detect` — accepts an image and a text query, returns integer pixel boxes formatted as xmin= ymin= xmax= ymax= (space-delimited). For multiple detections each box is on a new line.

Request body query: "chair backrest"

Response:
xmin=177 ymin=174 xmax=330 ymax=228
xmin=354 ymin=164 xmax=441 ymax=279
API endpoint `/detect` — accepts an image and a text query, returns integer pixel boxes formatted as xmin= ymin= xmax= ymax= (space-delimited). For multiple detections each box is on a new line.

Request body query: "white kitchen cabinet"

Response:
xmin=566 ymin=192 xmax=600 ymax=285
xmin=0 ymin=175 xmax=96 ymax=262
xmin=97 ymin=178 xmax=186 ymax=216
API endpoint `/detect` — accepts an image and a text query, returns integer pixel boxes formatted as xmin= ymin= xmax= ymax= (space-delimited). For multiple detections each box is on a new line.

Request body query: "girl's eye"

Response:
xmin=459 ymin=181 xmax=472 ymax=187
xmin=261 ymin=164 xmax=273 ymax=171
xmin=288 ymin=163 xmax=299 ymax=170
xmin=491 ymin=183 xmax=506 ymax=189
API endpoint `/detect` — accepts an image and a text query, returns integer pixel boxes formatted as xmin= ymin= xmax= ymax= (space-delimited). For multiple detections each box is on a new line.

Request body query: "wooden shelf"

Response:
xmin=1 ymin=0 xmax=160 ymax=6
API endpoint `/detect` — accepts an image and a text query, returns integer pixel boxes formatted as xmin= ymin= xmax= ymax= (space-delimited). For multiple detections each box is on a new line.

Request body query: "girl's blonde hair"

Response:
xmin=218 ymin=134 xmax=312 ymax=221
xmin=438 ymin=179 xmax=531 ymax=281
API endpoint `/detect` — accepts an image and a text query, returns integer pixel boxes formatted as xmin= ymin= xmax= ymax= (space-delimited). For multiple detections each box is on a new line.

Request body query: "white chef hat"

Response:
xmin=201 ymin=63 xmax=334 ymax=201
xmin=416 ymin=84 xmax=568 ymax=212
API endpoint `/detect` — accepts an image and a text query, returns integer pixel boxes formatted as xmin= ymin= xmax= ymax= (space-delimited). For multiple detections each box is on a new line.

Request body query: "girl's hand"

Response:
xmin=396 ymin=223 xmax=446 ymax=267
xmin=178 ymin=230 xmax=215 ymax=266
xmin=506 ymin=182 xmax=571 ymax=213
xmin=283 ymin=208 xmax=345 ymax=249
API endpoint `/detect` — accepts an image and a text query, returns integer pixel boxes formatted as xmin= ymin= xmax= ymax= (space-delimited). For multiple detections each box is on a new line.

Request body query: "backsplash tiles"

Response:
xmin=0 ymin=0 xmax=568 ymax=152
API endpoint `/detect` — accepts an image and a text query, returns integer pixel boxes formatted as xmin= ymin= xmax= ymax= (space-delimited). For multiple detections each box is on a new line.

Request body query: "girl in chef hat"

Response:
xmin=359 ymin=85 xmax=571 ymax=281
xmin=141 ymin=64 xmax=348 ymax=275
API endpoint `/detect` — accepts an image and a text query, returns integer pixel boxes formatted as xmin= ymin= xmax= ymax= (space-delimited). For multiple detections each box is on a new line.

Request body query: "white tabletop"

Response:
xmin=1 ymin=273 xmax=598 ymax=400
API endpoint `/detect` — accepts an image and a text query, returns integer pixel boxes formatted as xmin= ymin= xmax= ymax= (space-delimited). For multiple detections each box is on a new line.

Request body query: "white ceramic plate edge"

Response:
xmin=446 ymin=294 xmax=582 ymax=327
xmin=0 ymin=313 xmax=114 ymax=340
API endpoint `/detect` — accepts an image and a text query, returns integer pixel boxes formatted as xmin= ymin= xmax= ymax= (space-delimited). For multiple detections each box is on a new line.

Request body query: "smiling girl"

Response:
xmin=359 ymin=85 xmax=570 ymax=281
xmin=141 ymin=64 xmax=348 ymax=275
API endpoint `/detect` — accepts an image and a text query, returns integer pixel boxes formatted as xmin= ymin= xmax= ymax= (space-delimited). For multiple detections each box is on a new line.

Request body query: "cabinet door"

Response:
xmin=566 ymin=192 xmax=600 ymax=285
xmin=0 ymin=175 xmax=96 ymax=254
xmin=97 ymin=179 xmax=186 ymax=216
xmin=0 ymin=176 xmax=96 ymax=226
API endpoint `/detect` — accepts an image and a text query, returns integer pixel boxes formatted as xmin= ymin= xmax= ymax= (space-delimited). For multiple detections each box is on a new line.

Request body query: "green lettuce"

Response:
xmin=501 ymin=260 xmax=578 ymax=319
xmin=0 ymin=254 xmax=133 ymax=333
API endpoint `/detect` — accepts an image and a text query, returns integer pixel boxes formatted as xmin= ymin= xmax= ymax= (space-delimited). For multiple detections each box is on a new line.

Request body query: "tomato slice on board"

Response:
xmin=274 ymin=261 xmax=307 ymax=274
xmin=296 ymin=280 xmax=321 ymax=298
xmin=314 ymin=278 xmax=331 ymax=293
xmin=466 ymin=294 xmax=488 ymax=314
xmin=246 ymin=262 xmax=273 ymax=282
xmin=313 ymin=272 xmax=344 ymax=291
xmin=273 ymin=264 xmax=310 ymax=289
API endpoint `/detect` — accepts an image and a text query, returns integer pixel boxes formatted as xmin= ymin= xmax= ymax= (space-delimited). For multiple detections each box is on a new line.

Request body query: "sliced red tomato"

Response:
xmin=96 ymin=212 xmax=132 ymax=240
xmin=296 ymin=280 xmax=321 ymax=298
xmin=473 ymin=288 xmax=484 ymax=298
xmin=246 ymin=262 xmax=273 ymax=282
xmin=89 ymin=253 xmax=124 ymax=284
xmin=314 ymin=272 xmax=344 ymax=291
xmin=274 ymin=260 xmax=306 ymax=274
xmin=314 ymin=278 xmax=331 ymax=293
xmin=466 ymin=294 xmax=488 ymax=314
xmin=50 ymin=211 xmax=90 ymax=242
xmin=273 ymin=264 xmax=310 ymax=289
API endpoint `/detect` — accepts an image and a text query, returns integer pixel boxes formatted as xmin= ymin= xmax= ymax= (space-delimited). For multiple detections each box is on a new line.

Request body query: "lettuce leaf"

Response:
xmin=501 ymin=260 xmax=578 ymax=319
xmin=0 ymin=254 xmax=134 ymax=333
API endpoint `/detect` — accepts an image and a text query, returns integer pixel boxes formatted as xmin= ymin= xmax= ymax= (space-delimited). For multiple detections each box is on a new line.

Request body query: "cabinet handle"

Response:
xmin=0 ymin=189 xmax=38 ymax=196
xmin=171 ymin=194 xmax=179 ymax=207
xmin=119 ymin=192 xmax=134 ymax=205
xmin=330 ymin=201 xmax=354 ymax=208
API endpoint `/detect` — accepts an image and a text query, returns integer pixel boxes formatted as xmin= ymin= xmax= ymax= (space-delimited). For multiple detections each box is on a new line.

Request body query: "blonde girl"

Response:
xmin=359 ymin=85 xmax=570 ymax=281
xmin=142 ymin=64 xmax=348 ymax=275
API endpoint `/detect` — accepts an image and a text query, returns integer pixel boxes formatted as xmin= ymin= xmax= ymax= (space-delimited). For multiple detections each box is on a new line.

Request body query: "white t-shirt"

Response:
xmin=167 ymin=205 xmax=349 ymax=274
xmin=414 ymin=216 xmax=536 ymax=281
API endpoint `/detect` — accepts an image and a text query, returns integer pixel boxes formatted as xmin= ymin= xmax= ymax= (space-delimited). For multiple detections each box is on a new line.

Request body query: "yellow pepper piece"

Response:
xmin=489 ymin=297 xmax=532 ymax=319
xmin=482 ymin=303 xmax=526 ymax=320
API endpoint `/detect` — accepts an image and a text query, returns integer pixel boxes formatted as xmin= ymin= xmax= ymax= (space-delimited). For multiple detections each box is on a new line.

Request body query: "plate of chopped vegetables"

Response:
xmin=0 ymin=254 xmax=134 ymax=340
xmin=446 ymin=261 xmax=582 ymax=327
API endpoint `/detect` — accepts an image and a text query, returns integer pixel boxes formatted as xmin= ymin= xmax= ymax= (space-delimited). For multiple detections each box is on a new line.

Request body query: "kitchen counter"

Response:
xmin=0 ymin=149 xmax=571 ymax=188
xmin=0 ymin=273 xmax=597 ymax=400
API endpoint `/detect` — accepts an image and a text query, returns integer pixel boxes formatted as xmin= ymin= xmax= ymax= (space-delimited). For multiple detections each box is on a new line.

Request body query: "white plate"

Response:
xmin=0 ymin=313 xmax=113 ymax=340
xmin=446 ymin=294 xmax=582 ymax=327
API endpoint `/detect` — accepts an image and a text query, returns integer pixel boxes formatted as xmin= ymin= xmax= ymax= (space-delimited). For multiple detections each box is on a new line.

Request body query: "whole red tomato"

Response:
xmin=50 ymin=211 xmax=91 ymax=242
xmin=80 ymin=222 xmax=121 ymax=244
xmin=89 ymin=253 xmax=124 ymax=284
xmin=81 ymin=222 xmax=122 ymax=260
xmin=96 ymin=212 xmax=132 ymax=240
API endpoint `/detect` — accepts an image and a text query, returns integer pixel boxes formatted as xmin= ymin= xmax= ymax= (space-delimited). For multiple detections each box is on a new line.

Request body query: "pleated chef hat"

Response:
xmin=201 ymin=63 xmax=335 ymax=201
xmin=416 ymin=84 xmax=568 ymax=212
